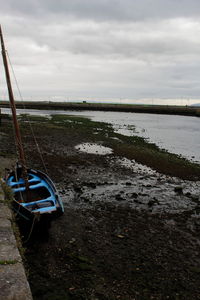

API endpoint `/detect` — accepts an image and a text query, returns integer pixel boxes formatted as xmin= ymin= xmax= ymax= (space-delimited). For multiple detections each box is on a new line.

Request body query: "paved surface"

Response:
xmin=0 ymin=183 xmax=33 ymax=300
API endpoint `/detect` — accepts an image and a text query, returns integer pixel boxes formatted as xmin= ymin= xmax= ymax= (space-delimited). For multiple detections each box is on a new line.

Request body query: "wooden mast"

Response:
xmin=0 ymin=25 xmax=28 ymax=181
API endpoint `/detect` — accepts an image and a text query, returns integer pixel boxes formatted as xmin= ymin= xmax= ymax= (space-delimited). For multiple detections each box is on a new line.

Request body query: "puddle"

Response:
xmin=75 ymin=143 xmax=113 ymax=155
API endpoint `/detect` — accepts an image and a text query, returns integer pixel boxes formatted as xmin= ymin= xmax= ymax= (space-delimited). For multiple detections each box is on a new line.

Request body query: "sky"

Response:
xmin=1 ymin=0 xmax=200 ymax=104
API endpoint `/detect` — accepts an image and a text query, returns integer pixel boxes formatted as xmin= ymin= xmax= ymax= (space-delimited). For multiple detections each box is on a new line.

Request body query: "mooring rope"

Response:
xmin=6 ymin=51 xmax=48 ymax=175
xmin=23 ymin=215 xmax=37 ymax=243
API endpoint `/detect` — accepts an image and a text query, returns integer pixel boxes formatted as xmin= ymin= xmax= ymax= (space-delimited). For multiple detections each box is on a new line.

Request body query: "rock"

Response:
xmin=174 ymin=186 xmax=183 ymax=194
xmin=185 ymin=192 xmax=191 ymax=197
xmin=88 ymin=182 xmax=96 ymax=189
xmin=80 ymin=196 xmax=90 ymax=203
xmin=143 ymin=184 xmax=152 ymax=187
xmin=132 ymin=193 xmax=138 ymax=199
xmin=185 ymin=192 xmax=199 ymax=202
xmin=74 ymin=186 xmax=82 ymax=193
xmin=147 ymin=200 xmax=154 ymax=207
xmin=69 ymin=238 xmax=76 ymax=244
xmin=148 ymin=198 xmax=159 ymax=207
xmin=134 ymin=199 xmax=142 ymax=204
xmin=191 ymin=194 xmax=199 ymax=201
xmin=115 ymin=194 xmax=125 ymax=201
xmin=117 ymin=234 xmax=125 ymax=239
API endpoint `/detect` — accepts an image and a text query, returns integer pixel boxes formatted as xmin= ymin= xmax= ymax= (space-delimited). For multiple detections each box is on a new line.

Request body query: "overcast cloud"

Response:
xmin=1 ymin=0 xmax=200 ymax=103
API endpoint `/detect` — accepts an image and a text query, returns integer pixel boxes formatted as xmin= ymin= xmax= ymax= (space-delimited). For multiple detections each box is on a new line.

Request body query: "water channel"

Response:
xmin=2 ymin=108 xmax=200 ymax=163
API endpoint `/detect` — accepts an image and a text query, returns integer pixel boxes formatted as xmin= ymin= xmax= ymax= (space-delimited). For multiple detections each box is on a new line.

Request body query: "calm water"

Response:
xmin=88 ymin=111 xmax=200 ymax=163
xmin=2 ymin=108 xmax=200 ymax=163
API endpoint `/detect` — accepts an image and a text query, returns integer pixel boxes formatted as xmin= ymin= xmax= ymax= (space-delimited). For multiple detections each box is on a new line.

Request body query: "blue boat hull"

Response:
xmin=6 ymin=168 xmax=64 ymax=221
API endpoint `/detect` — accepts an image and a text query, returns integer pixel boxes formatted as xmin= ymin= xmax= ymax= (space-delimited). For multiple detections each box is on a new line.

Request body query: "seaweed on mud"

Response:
xmin=3 ymin=113 xmax=199 ymax=180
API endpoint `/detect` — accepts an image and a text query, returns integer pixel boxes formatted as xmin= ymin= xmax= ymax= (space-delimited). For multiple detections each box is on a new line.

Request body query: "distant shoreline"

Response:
xmin=0 ymin=100 xmax=200 ymax=117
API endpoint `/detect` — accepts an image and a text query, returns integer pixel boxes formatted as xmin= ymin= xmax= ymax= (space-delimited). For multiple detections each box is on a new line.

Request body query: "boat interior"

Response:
xmin=7 ymin=172 xmax=57 ymax=213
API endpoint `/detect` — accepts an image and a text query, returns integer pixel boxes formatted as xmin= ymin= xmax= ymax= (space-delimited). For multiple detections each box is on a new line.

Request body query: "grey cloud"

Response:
xmin=32 ymin=20 xmax=200 ymax=64
xmin=2 ymin=0 xmax=200 ymax=21
xmin=1 ymin=1 xmax=200 ymax=100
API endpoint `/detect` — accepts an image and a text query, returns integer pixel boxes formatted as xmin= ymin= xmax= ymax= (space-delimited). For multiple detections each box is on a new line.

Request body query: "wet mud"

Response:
xmin=0 ymin=114 xmax=200 ymax=300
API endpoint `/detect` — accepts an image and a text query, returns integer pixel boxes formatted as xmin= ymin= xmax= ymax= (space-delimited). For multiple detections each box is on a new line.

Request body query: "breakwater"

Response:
xmin=0 ymin=101 xmax=200 ymax=117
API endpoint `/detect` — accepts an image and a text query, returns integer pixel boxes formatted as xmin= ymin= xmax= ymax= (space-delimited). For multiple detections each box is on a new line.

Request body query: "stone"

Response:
xmin=132 ymin=193 xmax=138 ymax=199
xmin=0 ymin=263 xmax=32 ymax=300
xmin=0 ymin=186 xmax=33 ymax=300
xmin=174 ymin=186 xmax=183 ymax=194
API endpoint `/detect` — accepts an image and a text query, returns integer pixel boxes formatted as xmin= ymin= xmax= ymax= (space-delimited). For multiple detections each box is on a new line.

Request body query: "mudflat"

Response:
xmin=1 ymin=114 xmax=200 ymax=300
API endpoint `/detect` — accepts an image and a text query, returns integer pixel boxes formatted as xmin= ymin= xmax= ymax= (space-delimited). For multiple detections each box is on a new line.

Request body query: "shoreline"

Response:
xmin=1 ymin=100 xmax=200 ymax=117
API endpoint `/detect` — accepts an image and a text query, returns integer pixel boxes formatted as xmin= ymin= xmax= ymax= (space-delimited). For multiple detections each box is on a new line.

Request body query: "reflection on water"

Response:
xmin=2 ymin=108 xmax=200 ymax=163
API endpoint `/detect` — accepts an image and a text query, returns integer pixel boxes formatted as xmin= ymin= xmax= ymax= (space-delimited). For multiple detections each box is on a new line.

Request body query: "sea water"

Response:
xmin=2 ymin=108 xmax=200 ymax=163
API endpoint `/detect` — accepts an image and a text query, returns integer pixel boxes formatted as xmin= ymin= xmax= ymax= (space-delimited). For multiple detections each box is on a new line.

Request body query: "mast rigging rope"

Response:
xmin=6 ymin=51 xmax=48 ymax=175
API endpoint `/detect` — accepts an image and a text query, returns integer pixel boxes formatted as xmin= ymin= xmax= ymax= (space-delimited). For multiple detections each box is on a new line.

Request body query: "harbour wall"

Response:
xmin=0 ymin=182 xmax=33 ymax=300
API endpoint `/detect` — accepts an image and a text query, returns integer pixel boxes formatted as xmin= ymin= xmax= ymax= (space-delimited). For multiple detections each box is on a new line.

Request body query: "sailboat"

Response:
xmin=0 ymin=25 xmax=64 ymax=221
